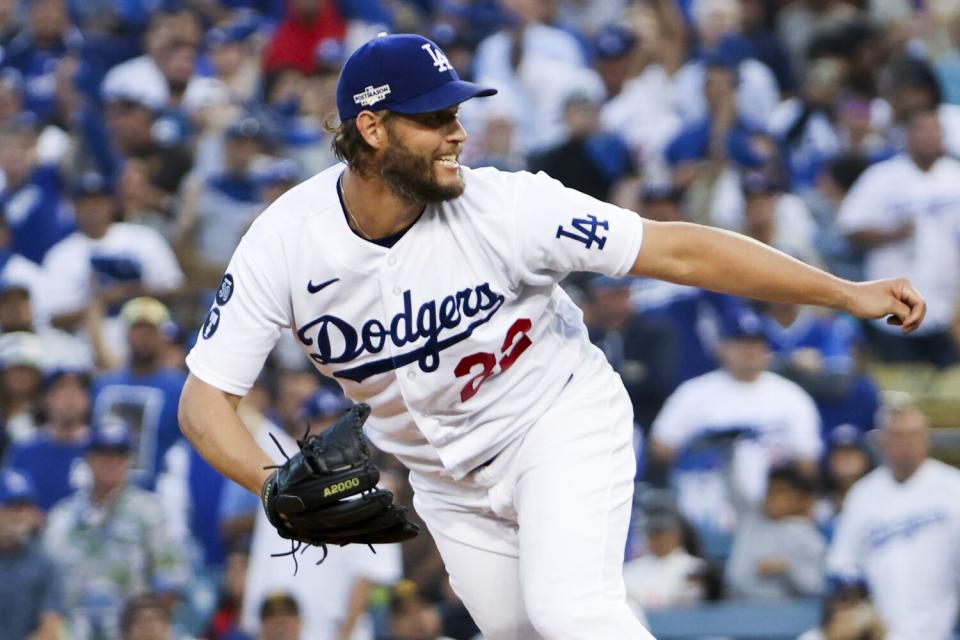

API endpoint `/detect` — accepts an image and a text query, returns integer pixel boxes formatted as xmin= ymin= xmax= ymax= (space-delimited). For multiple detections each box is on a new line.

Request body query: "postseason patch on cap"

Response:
xmin=353 ymin=84 xmax=391 ymax=107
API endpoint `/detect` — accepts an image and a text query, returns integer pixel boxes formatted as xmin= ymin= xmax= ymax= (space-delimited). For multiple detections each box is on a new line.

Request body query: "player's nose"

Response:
xmin=446 ymin=117 xmax=467 ymax=144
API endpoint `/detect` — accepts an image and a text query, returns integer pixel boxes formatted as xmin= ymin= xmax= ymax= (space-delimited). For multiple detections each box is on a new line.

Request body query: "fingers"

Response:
xmin=885 ymin=296 xmax=911 ymax=329
xmin=898 ymin=283 xmax=927 ymax=334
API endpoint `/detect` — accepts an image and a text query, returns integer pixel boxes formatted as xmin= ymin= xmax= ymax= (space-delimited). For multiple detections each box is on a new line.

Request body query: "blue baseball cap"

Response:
xmin=88 ymin=419 xmax=133 ymax=453
xmin=0 ymin=468 xmax=36 ymax=506
xmin=720 ymin=311 xmax=768 ymax=342
xmin=71 ymin=171 xmax=114 ymax=199
xmin=594 ymin=24 xmax=637 ymax=60
xmin=336 ymin=33 xmax=496 ymax=120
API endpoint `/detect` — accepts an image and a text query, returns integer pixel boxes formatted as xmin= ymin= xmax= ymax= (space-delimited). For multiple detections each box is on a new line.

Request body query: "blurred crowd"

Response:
xmin=0 ymin=0 xmax=960 ymax=638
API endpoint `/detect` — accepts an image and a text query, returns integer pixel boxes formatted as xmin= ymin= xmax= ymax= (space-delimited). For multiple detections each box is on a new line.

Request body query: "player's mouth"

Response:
xmin=435 ymin=154 xmax=460 ymax=172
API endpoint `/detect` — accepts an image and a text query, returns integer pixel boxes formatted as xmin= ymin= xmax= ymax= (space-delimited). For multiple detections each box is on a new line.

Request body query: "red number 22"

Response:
xmin=454 ymin=318 xmax=533 ymax=402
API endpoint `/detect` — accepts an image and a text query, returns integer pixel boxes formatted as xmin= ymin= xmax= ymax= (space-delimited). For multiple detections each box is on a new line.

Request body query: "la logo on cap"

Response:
xmin=421 ymin=43 xmax=452 ymax=73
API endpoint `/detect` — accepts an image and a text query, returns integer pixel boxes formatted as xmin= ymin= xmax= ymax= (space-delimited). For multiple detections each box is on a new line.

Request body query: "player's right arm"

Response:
xmin=178 ymin=375 xmax=274 ymax=493
xmin=179 ymin=225 xmax=291 ymax=495
xmin=631 ymin=220 xmax=926 ymax=333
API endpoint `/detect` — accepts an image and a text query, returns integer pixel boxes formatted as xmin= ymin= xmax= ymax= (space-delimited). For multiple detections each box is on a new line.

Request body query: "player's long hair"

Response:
xmin=324 ymin=111 xmax=392 ymax=177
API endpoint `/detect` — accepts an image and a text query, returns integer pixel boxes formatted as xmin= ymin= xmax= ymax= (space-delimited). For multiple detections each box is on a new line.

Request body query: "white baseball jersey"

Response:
xmin=41 ymin=222 xmax=185 ymax=316
xmin=827 ymin=459 xmax=960 ymax=640
xmin=836 ymin=153 xmax=960 ymax=334
xmin=186 ymin=164 xmax=644 ymax=479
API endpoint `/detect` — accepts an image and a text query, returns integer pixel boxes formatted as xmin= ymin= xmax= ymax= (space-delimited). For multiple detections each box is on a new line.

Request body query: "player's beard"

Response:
xmin=380 ymin=132 xmax=464 ymax=203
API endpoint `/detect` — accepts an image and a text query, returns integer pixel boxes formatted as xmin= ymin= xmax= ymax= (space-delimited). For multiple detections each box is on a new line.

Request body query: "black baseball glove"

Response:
xmin=261 ymin=403 xmax=419 ymax=566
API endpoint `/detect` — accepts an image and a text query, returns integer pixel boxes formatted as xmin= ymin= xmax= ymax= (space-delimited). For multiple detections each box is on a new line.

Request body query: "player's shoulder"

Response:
xmin=244 ymin=164 xmax=344 ymax=240
xmin=461 ymin=165 xmax=562 ymax=196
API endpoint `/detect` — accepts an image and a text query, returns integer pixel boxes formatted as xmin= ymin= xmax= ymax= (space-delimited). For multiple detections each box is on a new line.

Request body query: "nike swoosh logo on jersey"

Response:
xmin=307 ymin=277 xmax=339 ymax=294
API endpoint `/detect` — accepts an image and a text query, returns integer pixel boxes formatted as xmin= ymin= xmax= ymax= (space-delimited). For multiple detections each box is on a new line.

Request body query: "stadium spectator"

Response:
xmin=279 ymin=39 xmax=342 ymax=176
xmin=650 ymin=311 xmax=822 ymax=544
xmin=100 ymin=9 xmax=203 ymax=115
xmin=388 ymin=580 xmax=454 ymax=640
xmin=665 ymin=57 xmax=777 ymax=226
xmin=880 ymin=57 xmax=960 ymax=156
xmin=527 ymin=91 xmax=639 ymax=205
xmin=473 ymin=0 xmax=598 ymax=152
xmin=623 ymin=509 xmax=707 ymax=610
xmin=598 ymin=16 xmax=684 ymax=168
xmin=262 ymin=0 xmax=346 ymax=76
xmin=177 ymin=116 xmax=270 ymax=288
xmin=257 ymin=592 xmax=302 ymax=640
xmin=257 ymin=158 xmax=302 ymax=207
xmin=827 ymin=401 xmax=960 ymax=639
xmin=203 ymin=18 xmax=263 ymax=107
xmin=0 ymin=278 xmax=94 ymax=372
xmin=4 ymin=368 xmax=91 ymax=510
xmin=90 ymin=297 xmax=186 ymax=488
xmin=0 ymin=211 xmax=48 ymax=313
xmin=42 ymin=172 xmax=184 ymax=337
xmin=815 ymin=424 xmax=875 ymax=538
xmin=774 ymin=0 xmax=856 ymax=82
xmin=0 ymin=120 xmax=74 ymax=264
xmin=725 ymin=463 xmax=826 ymax=599
xmin=583 ymin=275 xmax=678 ymax=430
xmin=0 ymin=467 xmax=65 ymax=640
xmin=804 ymin=152 xmax=870 ymax=283
xmin=714 ymin=169 xmax=820 ymax=265
xmin=43 ymin=420 xmax=189 ymax=640
xmin=766 ymin=29 xmax=850 ymax=190
xmin=836 ymin=107 xmax=960 ymax=366
xmin=119 ymin=593 xmax=176 ymax=640
xmin=204 ymin=545 xmax=249 ymax=640
xmin=672 ymin=0 xmax=781 ymax=131
xmin=0 ymin=0 xmax=78 ymax=120
xmin=157 ymin=434 xmax=229 ymax=570
xmin=797 ymin=583 xmax=886 ymax=640
xmin=83 ymin=83 xmax=194 ymax=210
xmin=0 ymin=331 xmax=45 ymax=447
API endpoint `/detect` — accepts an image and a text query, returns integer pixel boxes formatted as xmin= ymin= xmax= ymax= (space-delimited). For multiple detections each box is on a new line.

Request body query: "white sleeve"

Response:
xmin=786 ymin=385 xmax=823 ymax=460
xmin=511 ymin=170 xmax=644 ymax=286
xmin=650 ymin=382 xmax=698 ymax=450
xmin=835 ymin=166 xmax=902 ymax=234
xmin=138 ymin=228 xmax=185 ymax=292
xmin=41 ymin=239 xmax=90 ymax=315
xmin=185 ymin=230 xmax=290 ymax=395
xmin=826 ymin=482 xmax=869 ymax=583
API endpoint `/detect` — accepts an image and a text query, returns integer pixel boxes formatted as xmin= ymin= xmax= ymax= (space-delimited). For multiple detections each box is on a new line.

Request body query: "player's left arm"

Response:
xmin=631 ymin=220 xmax=926 ymax=333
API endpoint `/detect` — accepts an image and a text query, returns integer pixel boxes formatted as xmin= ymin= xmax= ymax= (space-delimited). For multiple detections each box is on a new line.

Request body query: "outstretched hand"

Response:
xmin=844 ymin=278 xmax=926 ymax=334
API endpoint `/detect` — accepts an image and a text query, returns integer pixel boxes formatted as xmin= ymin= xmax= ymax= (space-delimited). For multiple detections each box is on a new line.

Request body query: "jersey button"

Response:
xmin=392 ymin=286 xmax=401 ymax=295
xmin=406 ymin=371 xmax=416 ymax=380
xmin=387 ymin=256 xmax=397 ymax=267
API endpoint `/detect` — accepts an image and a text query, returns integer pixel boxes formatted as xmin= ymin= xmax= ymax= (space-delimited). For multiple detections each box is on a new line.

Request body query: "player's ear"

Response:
xmin=356 ymin=110 xmax=387 ymax=150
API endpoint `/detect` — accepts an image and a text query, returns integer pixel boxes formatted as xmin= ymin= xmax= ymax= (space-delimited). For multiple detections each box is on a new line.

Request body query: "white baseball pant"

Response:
xmin=411 ymin=346 xmax=657 ymax=639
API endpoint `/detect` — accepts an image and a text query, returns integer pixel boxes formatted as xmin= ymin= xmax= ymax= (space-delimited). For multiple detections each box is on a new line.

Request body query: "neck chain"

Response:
xmin=340 ymin=178 xmax=373 ymax=241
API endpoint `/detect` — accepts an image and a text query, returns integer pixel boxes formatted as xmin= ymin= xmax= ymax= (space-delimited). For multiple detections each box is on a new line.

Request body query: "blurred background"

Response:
xmin=0 ymin=0 xmax=959 ymax=638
